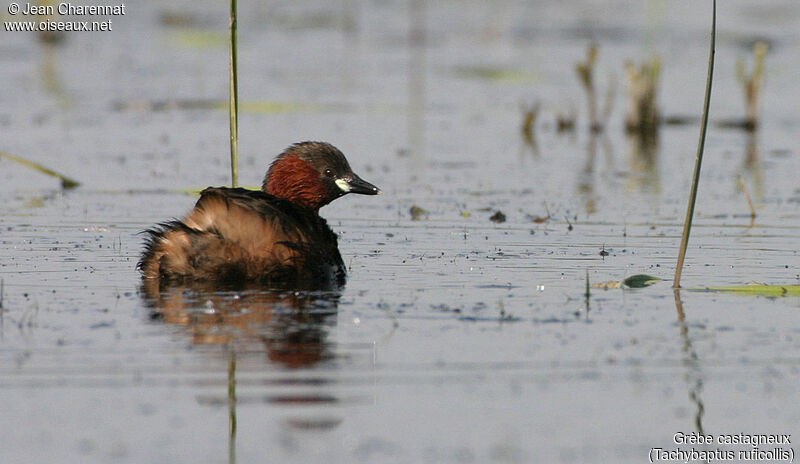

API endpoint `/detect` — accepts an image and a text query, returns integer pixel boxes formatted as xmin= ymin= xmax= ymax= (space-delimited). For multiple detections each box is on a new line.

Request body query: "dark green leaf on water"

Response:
xmin=623 ymin=274 xmax=663 ymax=288
xmin=489 ymin=211 xmax=506 ymax=223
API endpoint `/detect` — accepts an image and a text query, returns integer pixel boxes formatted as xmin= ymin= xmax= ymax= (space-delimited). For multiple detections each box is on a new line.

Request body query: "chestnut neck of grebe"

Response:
xmin=264 ymin=155 xmax=332 ymax=210
xmin=262 ymin=142 xmax=381 ymax=212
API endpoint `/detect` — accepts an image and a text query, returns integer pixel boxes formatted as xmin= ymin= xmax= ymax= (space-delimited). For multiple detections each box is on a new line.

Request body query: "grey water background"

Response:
xmin=1 ymin=1 xmax=799 ymax=462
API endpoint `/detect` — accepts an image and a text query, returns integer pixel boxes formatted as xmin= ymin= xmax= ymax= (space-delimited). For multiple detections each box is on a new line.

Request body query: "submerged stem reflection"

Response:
xmin=141 ymin=281 xmax=343 ymax=456
xmin=673 ymin=289 xmax=706 ymax=436
xmin=228 ymin=352 xmax=237 ymax=464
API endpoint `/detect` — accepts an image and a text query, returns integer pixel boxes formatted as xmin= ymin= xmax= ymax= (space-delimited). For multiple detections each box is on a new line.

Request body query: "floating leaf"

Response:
xmin=623 ymin=274 xmax=663 ymax=288
xmin=690 ymin=284 xmax=800 ymax=297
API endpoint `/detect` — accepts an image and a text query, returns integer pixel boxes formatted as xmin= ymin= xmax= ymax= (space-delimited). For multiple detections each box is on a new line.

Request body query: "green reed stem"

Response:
xmin=228 ymin=0 xmax=239 ymax=188
xmin=674 ymin=0 xmax=715 ymax=289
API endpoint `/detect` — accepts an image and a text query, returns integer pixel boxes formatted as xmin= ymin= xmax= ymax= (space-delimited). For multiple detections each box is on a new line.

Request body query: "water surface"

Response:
xmin=1 ymin=1 xmax=799 ymax=462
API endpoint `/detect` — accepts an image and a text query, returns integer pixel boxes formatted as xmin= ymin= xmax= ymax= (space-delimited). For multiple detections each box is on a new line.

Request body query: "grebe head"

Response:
xmin=263 ymin=141 xmax=381 ymax=210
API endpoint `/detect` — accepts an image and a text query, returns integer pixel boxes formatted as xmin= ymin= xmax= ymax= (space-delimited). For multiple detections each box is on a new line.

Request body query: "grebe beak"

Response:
xmin=337 ymin=174 xmax=382 ymax=195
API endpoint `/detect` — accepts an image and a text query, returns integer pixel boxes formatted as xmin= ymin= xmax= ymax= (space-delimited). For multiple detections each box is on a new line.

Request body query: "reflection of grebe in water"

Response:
xmin=142 ymin=281 xmax=346 ymax=437
xmin=141 ymin=280 xmax=340 ymax=369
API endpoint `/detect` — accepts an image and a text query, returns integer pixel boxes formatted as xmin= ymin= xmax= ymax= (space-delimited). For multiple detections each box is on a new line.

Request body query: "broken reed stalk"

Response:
xmin=736 ymin=41 xmax=768 ymax=131
xmin=576 ymin=44 xmax=601 ymax=133
xmin=228 ymin=0 xmax=240 ymax=188
xmin=738 ymin=176 xmax=756 ymax=218
xmin=625 ymin=57 xmax=661 ymax=136
xmin=0 ymin=151 xmax=79 ymax=189
xmin=674 ymin=0 xmax=715 ymax=289
xmin=520 ymin=102 xmax=540 ymax=145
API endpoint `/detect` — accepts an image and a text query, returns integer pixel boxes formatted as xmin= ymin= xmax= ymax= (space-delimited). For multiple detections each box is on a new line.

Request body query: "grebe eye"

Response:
xmin=324 ymin=169 xmax=335 ymax=178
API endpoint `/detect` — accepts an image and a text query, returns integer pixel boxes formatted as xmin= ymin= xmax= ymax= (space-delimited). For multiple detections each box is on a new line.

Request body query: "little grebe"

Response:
xmin=138 ymin=141 xmax=380 ymax=285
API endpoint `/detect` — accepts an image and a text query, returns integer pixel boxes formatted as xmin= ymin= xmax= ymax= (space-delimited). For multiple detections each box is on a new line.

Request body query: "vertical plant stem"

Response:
xmin=674 ymin=0 xmax=715 ymax=289
xmin=228 ymin=351 xmax=237 ymax=464
xmin=229 ymin=0 xmax=240 ymax=188
xmin=584 ymin=269 xmax=590 ymax=314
